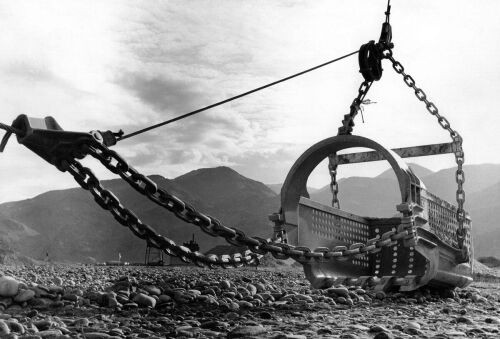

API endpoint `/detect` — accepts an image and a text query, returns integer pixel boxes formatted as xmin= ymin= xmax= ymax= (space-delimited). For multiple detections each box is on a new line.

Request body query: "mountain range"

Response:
xmin=0 ymin=162 xmax=498 ymax=263
xmin=0 ymin=167 xmax=278 ymax=263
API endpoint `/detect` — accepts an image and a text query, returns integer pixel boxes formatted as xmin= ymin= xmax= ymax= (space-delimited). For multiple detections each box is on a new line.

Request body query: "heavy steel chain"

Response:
xmin=383 ymin=49 xmax=467 ymax=249
xmin=63 ymin=139 xmax=417 ymax=265
xmin=328 ymin=80 xmax=373 ymax=208
xmin=0 ymin=123 xmax=23 ymax=152
xmin=328 ymin=154 xmax=340 ymax=208
xmin=338 ymin=80 xmax=373 ymax=136
xmin=62 ymin=158 xmax=260 ymax=268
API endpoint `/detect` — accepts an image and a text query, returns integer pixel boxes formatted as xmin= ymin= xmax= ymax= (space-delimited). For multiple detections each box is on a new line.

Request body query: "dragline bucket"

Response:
xmin=273 ymin=134 xmax=473 ymax=292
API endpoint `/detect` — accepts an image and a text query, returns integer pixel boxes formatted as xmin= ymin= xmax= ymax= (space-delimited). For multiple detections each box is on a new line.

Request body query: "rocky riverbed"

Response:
xmin=0 ymin=265 xmax=497 ymax=338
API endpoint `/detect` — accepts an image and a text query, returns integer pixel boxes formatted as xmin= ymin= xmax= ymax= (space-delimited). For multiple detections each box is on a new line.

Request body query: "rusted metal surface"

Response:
xmin=335 ymin=142 xmax=455 ymax=165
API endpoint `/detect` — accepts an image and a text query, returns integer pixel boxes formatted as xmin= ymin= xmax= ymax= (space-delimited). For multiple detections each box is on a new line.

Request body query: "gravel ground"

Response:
xmin=0 ymin=264 xmax=498 ymax=338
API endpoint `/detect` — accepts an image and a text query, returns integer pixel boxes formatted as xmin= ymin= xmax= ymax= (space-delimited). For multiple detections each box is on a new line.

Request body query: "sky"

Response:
xmin=0 ymin=0 xmax=499 ymax=203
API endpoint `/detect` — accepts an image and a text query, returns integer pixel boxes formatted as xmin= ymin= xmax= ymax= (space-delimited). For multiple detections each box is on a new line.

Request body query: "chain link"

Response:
xmin=383 ymin=49 xmax=467 ymax=248
xmin=328 ymin=153 xmax=340 ymax=208
xmin=60 ymin=139 xmax=417 ymax=266
xmin=328 ymin=80 xmax=373 ymax=208
xmin=338 ymin=80 xmax=373 ymax=136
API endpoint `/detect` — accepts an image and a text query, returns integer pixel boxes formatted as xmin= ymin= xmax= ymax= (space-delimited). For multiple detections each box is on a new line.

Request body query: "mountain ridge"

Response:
xmin=0 ymin=166 xmax=279 ymax=263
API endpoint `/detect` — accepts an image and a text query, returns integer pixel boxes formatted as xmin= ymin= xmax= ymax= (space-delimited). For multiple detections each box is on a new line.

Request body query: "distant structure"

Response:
xmin=145 ymin=234 xmax=200 ymax=266
xmin=183 ymin=234 xmax=200 ymax=252
xmin=145 ymin=240 xmax=164 ymax=266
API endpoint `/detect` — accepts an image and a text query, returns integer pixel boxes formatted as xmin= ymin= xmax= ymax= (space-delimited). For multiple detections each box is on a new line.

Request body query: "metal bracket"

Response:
xmin=336 ymin=142 xmax=455 ymax=165
xmin=8 ymin=115 xmax=119 ymax=171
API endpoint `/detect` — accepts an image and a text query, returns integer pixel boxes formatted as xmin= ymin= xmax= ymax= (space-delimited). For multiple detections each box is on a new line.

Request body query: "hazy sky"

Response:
xmin=0 ymin=0 xmax=499 ymax=203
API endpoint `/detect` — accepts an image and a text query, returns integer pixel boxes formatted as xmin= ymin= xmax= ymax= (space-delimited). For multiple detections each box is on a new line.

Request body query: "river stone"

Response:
xmin=7 ymin=320 xmax=25 ymax=334
xmin=0 ymin=277 xmax=19 ymax=297
xmin=107 ymin=296 xmax=120 ymax=308
xmin=471 ymin=293 xmax=487 ymax=303
xmin=73 ymin=318 xmax=90 ymax=327
xmin=349 ymin=324 xmax=369 ymax=331
xmin=340 ymin=334 xmax=359 ymax=339
xmin=143 ymin=285 xmax=161 ymax=296
xmin=200 ymin=320 xmax=229 ymax=331
xmin=255 ymin=283 xmax=266 ymax=293
xmin=370 ymin=325 xmax=391 ymax=333
xmin=158 ymin=294 xmax=172 ymax=303
xmin=37 ymin=329 xmax=63 ymax=337
xmin=14 ymin=289 xmax=36 ymax=303
xmin=246 ymin=284 xmax=257 ymax=296
xmin=34 ymin=320 xmax=56 ymax=331
xmin=443 ymin=330 xmax=467 ymax=337
xmin=373 ymin=332 xmax=393 ymax=339
xmin=327 ymin=287 xmax=349 ymax=298
xmin=237 ymin=300 xmax=253 ymax=309
xmin=485 ymin=317 xmax=500 ymax=324
xmin=317 ymin=328 xmax=334 ymax=335
xmin=456 ymin=316 xmax=474 ymax=325
xmin=219 ymin=280 xmax=231 ymax=290
xmin=336 ymin=297 xmax=347 ymax=304
xmin=405 ymin=321 xmax=421 ymax=330
xmin=259 ymin=311 xmax=273 ymax=319
xmin=116 ymin=294 xmax=129 ymax=305
xmin=228 ymin=301 xmax=239 ymax=311
xmin=132 ymin=293 xmax=156 ymax=308
xmin=0 ymin=320 xmax=9 ymax=335
xmin=62 ymin=293 xmax=78 ymax=302
xmin=227 ymin=325 xmax=267 ymax=338
xmin=83 ymin=333 xmax=116 ymax=338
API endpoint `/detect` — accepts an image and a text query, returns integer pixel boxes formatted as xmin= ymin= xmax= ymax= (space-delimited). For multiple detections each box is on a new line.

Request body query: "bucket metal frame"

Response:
xmin=278 ymin=134 xmax=473 ymax=291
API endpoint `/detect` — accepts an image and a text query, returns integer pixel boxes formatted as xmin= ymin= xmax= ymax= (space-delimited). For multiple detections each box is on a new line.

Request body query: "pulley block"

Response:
xmin=358 ymin=41 xmax=384 ymax=82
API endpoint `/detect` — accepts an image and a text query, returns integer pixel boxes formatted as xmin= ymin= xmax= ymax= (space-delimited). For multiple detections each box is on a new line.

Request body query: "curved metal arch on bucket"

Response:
xmin=280 ymin=134 xmax=420 ymax=226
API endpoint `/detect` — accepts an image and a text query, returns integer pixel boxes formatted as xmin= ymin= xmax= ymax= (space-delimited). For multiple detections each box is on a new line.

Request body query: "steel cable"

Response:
xmin=119 ymin=50 xmax=359 ymax=141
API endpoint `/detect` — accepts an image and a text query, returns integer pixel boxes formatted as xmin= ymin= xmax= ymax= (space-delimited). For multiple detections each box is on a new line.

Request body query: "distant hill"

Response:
xmin=377 ymin=163 xmax=435 ymax=180
xmin=267 ymin=183 xmax=318 ymax=195
xmin=466 ymin=181 xmax=500 ymax=258
xmin=421 ymin=164 xmax=500 ymax=203
xmin=477 ymin=256 xmax=500 ymax=268
xmin=267 ymin=184 xmax=283 ymax=194
xmin=0 ymin=167 xmax=279 ymax=263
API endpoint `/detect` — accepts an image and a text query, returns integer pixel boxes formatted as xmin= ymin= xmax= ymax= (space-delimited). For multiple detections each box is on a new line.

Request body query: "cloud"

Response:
xmin=117 ymin=72 xmax=205 ymax=113
xmin=2 ymin=61 xmax=90 ymax=98
xmin=4 ymin=62 xmax=55 ymax=82
xmin=227 ymin=146 xmax=303 ymax=184
xmin=1 ymin=0 xmax=499 ymax=205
